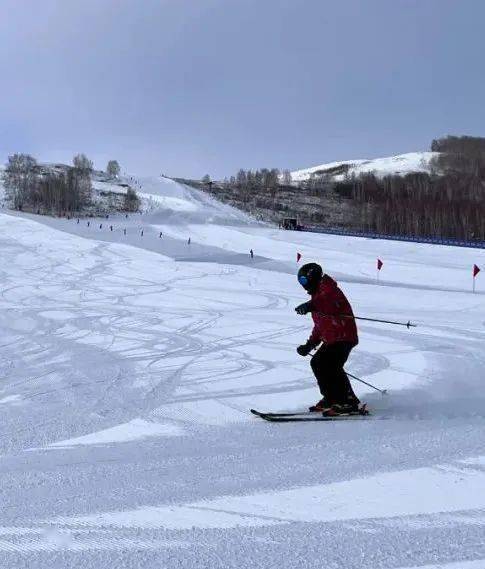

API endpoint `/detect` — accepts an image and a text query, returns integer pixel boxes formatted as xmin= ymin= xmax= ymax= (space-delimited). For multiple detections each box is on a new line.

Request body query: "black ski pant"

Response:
xmin=310 ymin=342 xmax=359 ymax=406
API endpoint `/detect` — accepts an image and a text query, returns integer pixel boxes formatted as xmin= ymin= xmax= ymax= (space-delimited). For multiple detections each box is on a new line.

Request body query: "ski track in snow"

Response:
xmin=0 ymin=176 xmax=484 ymax=568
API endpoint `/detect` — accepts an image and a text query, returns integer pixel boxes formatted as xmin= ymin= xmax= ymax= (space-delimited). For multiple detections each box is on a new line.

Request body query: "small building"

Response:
xmin=282 ymin=218 xmax=298 ymax=230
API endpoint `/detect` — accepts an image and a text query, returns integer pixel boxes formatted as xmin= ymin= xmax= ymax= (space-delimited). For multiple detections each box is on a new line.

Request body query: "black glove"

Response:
xmin=297 ymin=342 xmax=315 ymax=357
xmin=295 ymin=301 xmax=312 ymax=315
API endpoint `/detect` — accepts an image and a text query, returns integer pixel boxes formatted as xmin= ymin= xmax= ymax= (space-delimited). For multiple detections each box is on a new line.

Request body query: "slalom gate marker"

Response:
xmin=377 ymin=258 xmax=383 ymax=283
xmin=473 ymin=264 xmax=480 ymax=293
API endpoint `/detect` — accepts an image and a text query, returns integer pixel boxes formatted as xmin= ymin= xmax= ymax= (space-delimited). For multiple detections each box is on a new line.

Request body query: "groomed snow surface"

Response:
xmin=0 ymin=175 xmax=484 ymax=568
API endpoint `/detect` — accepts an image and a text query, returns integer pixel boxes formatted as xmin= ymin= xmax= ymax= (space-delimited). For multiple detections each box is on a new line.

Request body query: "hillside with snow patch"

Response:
xmin=291 ymin=151 xmax=438 ymax=182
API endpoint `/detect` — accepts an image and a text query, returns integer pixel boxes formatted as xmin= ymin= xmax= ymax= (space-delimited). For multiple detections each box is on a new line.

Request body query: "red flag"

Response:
xmin=296 ymin=252 xmax=302 ymax=263
xmin=473 ymin=264 xmax=480 ymax=278
xmin=377 ymin=259 xmax=383 ymax=271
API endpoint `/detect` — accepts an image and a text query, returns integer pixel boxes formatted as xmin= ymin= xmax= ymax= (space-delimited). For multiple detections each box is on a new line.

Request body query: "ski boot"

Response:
xmin=309 ymin=398 xmax=330 ymax=412
xmin=322 ymin=402 xmax=364 ymax=417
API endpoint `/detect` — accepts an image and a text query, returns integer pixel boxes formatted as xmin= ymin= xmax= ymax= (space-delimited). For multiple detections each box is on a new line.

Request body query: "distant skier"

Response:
xmin=250 ymin=249 xmax=254 ymax=259
xmin=295 ymin=263 xmax=360 ymax=415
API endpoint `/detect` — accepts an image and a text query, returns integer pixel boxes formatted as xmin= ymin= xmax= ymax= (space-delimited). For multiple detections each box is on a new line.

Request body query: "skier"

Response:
xmin=295 ymin=263 xmax=360 ymax=415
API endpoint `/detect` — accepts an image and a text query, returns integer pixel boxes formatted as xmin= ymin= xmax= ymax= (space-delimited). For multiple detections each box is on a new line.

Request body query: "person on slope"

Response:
xmin=295 ymin=263 xmax=360 ymax=415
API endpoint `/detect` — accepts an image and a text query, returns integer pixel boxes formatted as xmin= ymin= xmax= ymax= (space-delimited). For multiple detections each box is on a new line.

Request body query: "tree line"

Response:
xmin=2 ymin=154 xmax=140 ymax=215
xmin=225 ymin=168 xmax=292 ymax=190
xmin=348 ymin=171 xmax=484 ymax=240
xmin=205 ymin=168 xmax=292 ymax=208
xmin=345 ymin=136 xmax=485 ymax=240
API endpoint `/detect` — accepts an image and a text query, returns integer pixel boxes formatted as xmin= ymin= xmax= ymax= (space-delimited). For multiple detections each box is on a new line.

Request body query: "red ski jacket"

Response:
xmin=308 ymin=275 xmax=358 ymax=347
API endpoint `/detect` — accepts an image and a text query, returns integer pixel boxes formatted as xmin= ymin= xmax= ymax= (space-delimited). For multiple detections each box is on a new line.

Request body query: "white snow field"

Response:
xmin=0 ymin=176 xmax=484 ymax=568
xmin=291 ymin=151 xmax=438 ymax=182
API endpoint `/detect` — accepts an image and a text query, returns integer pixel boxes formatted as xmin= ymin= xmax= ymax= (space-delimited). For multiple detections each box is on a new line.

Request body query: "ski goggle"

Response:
xmin=298 ymin=275 xmax=309 ymax=286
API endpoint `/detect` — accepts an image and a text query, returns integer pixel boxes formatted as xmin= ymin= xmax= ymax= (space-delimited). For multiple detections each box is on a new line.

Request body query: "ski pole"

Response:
xmin=352 ymin=316 xmax=416 ymax=329
xmin=347 ymin=372 xmax=388 ymax=395
xmin=315 ymin=312 xmax=416 ymax=329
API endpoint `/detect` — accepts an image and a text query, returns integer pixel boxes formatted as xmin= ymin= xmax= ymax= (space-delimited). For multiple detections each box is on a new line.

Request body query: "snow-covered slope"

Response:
xmin=0 ymin=176 xmax=484 ymax=568
xmin=0 ymin=164 xmax=5 ymax=201
xmin=291 ymin=151 xmax=438 ymax=182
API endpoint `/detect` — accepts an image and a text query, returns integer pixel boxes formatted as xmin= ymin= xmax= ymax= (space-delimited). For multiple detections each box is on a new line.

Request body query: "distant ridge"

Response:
xmin=291 ymin=151 xmax=438 ymax=183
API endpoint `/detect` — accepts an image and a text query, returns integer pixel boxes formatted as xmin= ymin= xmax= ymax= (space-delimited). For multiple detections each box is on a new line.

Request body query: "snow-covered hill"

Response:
xmin=0 ymin=175 xmax=484 ymax=568
xmin=291 ymin=151 xmax=438 ymax=182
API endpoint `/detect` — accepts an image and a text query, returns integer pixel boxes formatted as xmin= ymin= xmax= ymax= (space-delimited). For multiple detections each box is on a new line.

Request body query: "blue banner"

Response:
xmin=304 ymin=227 xmax=485 ymax=250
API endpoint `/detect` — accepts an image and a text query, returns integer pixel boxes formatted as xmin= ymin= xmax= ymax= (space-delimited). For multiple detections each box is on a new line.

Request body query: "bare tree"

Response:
xmin=236 ymin=169 xmax=247 ymax=188
xmin=106 ymin=160 xmax=120 ymax=178
xmin=282 ymin=169 xmax=292 ymax=186
xmin=72 ymin=154 xmax=93 ymax=205
xmin=4 ymin=154 xmax=38 ymax=210
xmin=73 ymin=153 xmax=93 ymax=173
xmin=123 ymin=187 xmax=140 ymax=212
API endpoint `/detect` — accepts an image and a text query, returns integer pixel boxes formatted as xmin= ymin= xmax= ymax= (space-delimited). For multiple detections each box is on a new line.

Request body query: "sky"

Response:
xmin=1 ymin=0 xmax=485 ymax=179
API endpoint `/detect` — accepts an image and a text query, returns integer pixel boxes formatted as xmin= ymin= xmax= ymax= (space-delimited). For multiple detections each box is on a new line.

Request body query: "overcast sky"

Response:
xmin=1 ymin=0 xmax=484 ymax=178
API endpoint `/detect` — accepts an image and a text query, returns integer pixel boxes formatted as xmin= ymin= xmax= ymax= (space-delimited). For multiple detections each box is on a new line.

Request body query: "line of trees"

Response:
xmin=348 ymin=172 xmax=484 ymax=240
xmin=4 ymin=153 xmax=94 ymax=214
xmin=226 ymin=168 xmax=284 ymax=190
xmin=345 ymin=136 xmax=485 ymax=240
xmin=3 ymin=154 xmax=130 ymax=215
xmin=219 ymin=168 xmax=293 ymax=205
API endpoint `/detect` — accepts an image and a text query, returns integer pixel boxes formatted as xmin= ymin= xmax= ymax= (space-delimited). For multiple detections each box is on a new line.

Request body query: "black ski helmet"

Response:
xmin=297 ymin=263 xmax=323 ymax=293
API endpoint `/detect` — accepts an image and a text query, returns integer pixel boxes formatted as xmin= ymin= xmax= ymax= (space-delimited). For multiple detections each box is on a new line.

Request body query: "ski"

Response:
xmin=250 ymin=408 xmax=373 ymax=422
xmin=250 ymin=408 xmax=313 ymax=418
